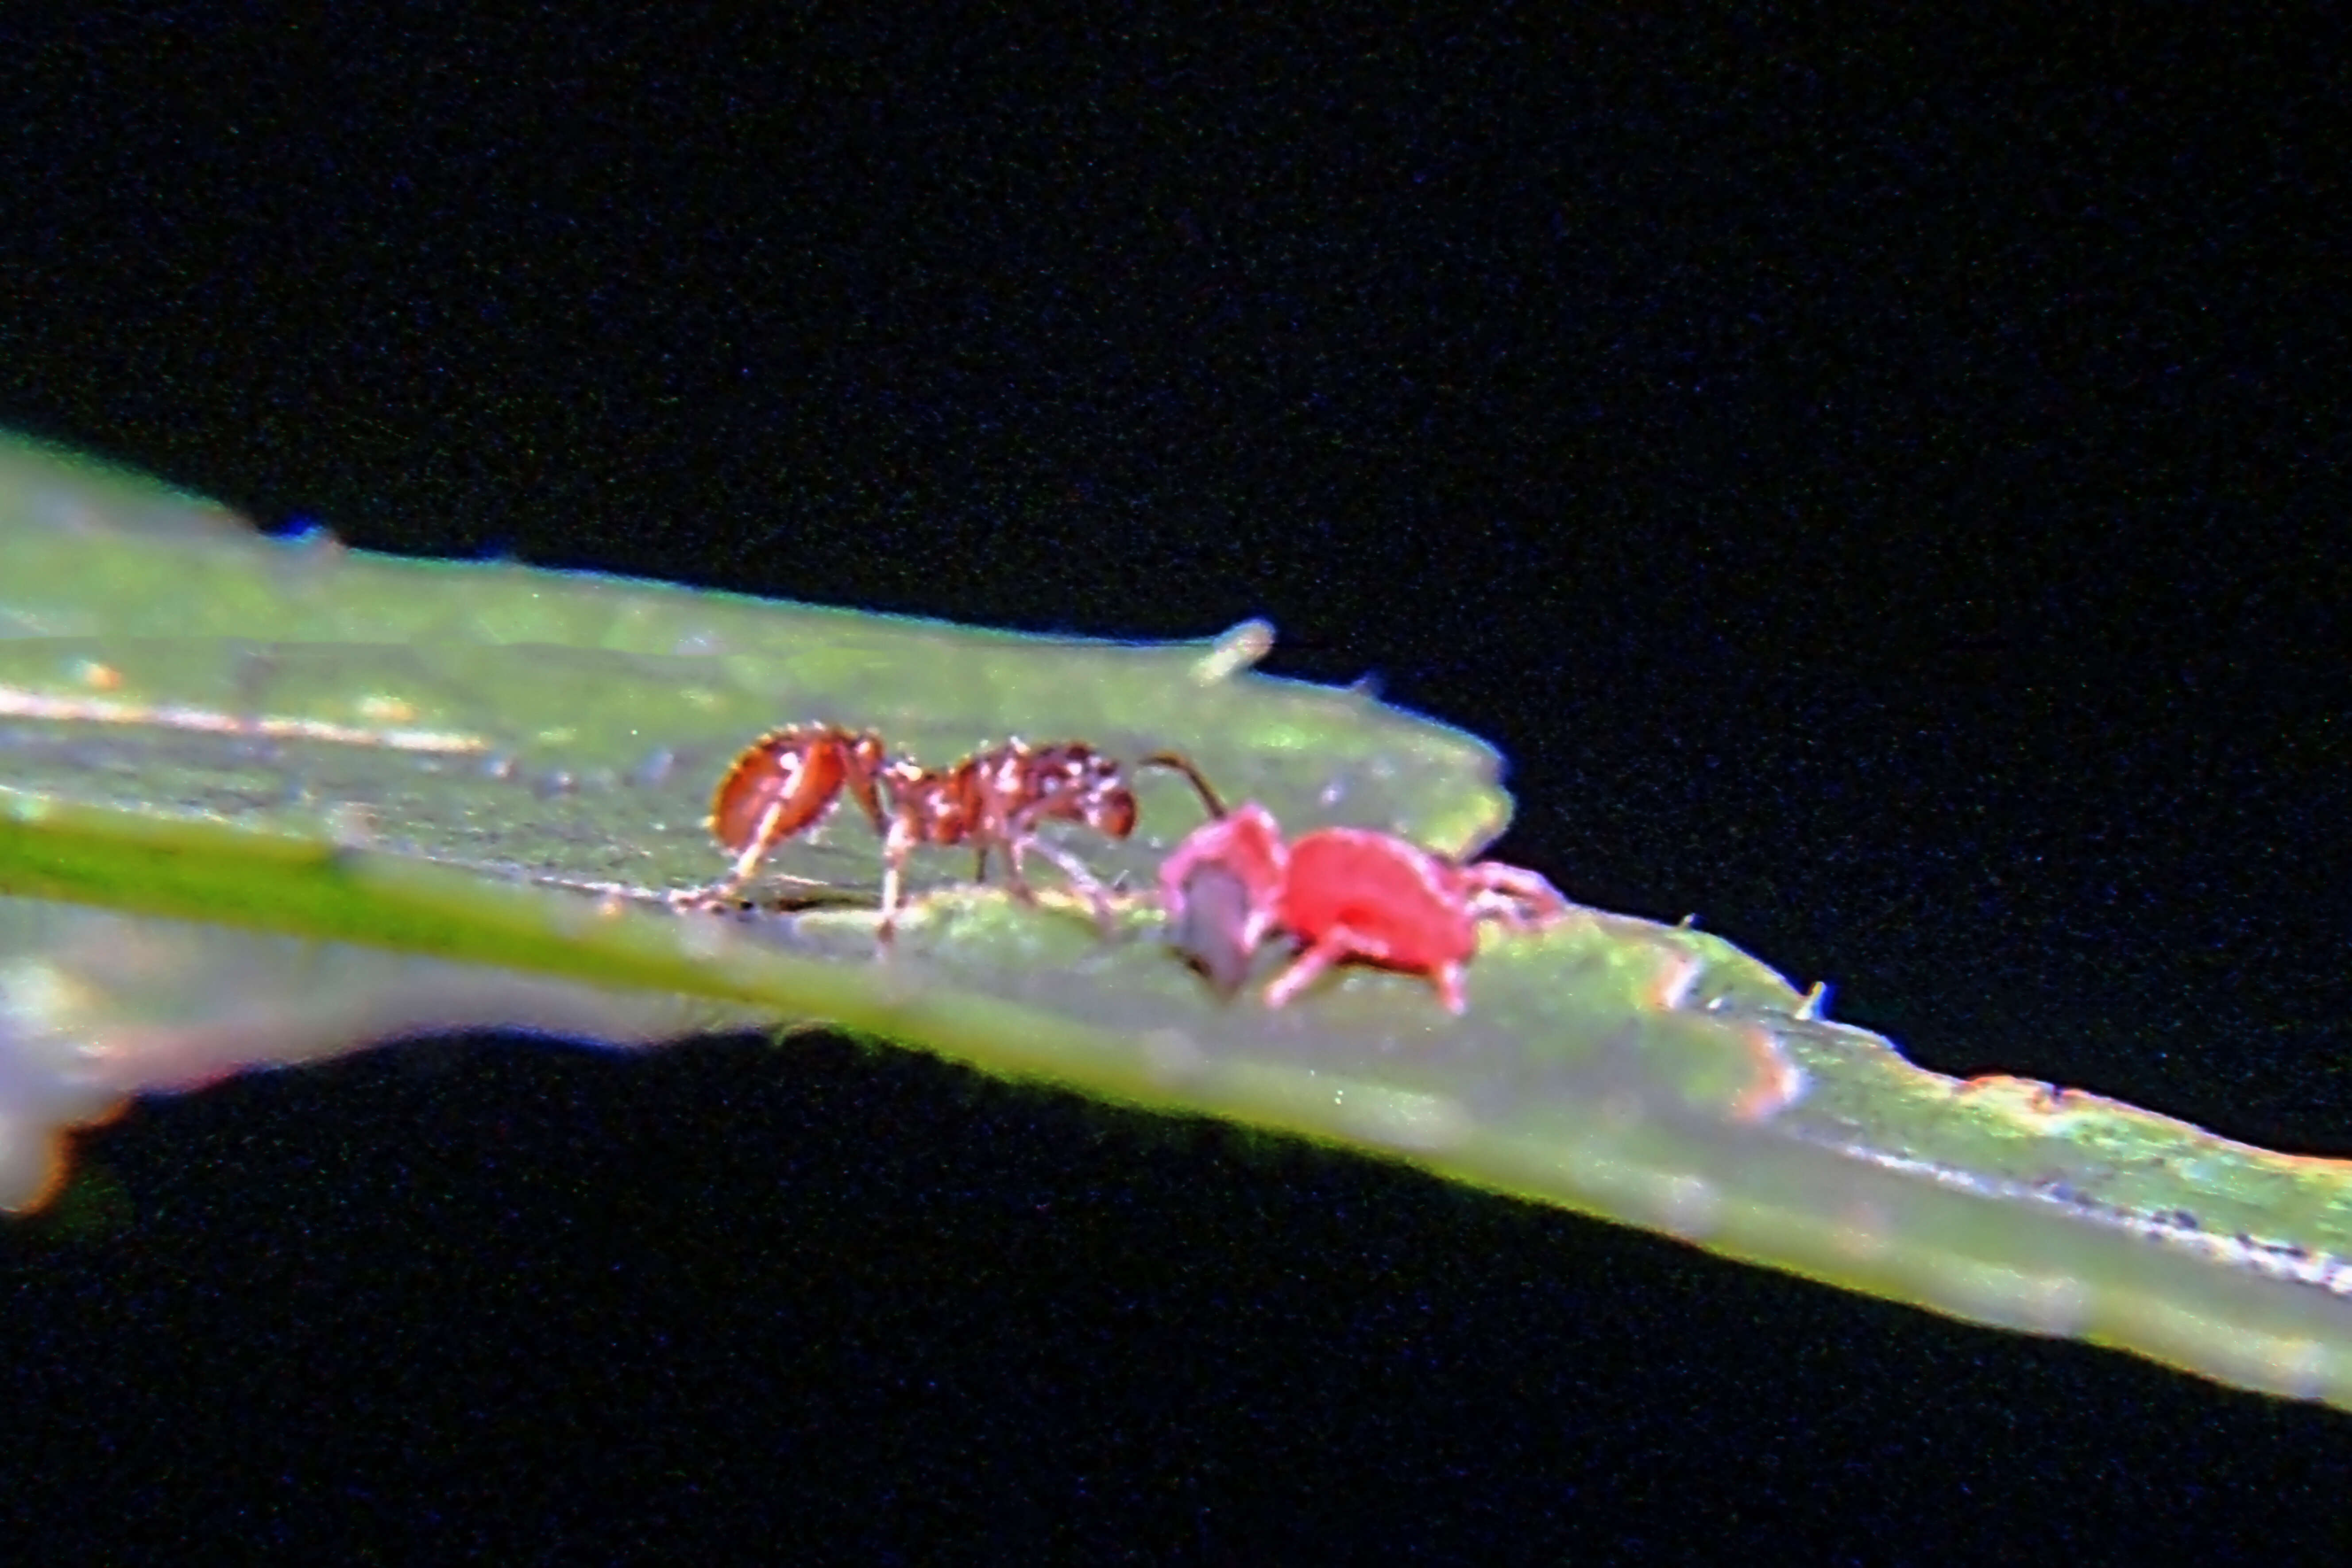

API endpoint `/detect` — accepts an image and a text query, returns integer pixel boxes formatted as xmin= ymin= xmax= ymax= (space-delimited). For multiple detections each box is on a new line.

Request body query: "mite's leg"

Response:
xmin=1262 ymin=923 xmax=1467 ymax=1013
xmin=1263 ymin=923 xmax=1391 ymax=1009
xmin=1427 ymin=960 xmax=1468 ymax=1015
xmin=1462 ymin=862 xmax=1572 ymax=928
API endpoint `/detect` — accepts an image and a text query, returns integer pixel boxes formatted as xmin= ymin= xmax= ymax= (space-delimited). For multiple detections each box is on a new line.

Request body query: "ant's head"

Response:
xmin=1033 ymin=747 xmax=1137 ymax=838
xmin=1089 ymin=784 xmax=1139 ymax=839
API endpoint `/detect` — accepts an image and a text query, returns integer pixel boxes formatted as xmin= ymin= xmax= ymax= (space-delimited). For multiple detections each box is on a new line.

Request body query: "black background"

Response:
xmin=4 ymin=6 xmax=2350 ymax=1561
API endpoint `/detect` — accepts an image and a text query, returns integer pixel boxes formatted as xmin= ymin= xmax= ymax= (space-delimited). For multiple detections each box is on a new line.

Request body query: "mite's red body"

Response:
xmin=1159 ymin=803 xmax=1569 ymax=1014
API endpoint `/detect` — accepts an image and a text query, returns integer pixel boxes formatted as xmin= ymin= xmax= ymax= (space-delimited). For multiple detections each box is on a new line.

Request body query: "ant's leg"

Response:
xmin=725 ymin=799 xmax=791 ymax=887
xmin=670 ymin=798 xmax=789 ymax=909
xmin=1019 ymin=836 xmax=1119 ymax=935
xmin=998 ymin=837 xmax=1040 ymax=905
xmin=878 ymin=823 xmax=915 ymax=942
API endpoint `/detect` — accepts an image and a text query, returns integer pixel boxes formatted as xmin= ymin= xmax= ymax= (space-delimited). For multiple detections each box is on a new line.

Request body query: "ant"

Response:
xmin=694 ymin=723 xmax=1226 ymax=938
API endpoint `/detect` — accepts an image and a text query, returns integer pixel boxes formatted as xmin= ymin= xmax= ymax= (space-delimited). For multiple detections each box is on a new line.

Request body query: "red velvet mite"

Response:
xmin=1158 ymin=802 xmax=1571 ymax=1014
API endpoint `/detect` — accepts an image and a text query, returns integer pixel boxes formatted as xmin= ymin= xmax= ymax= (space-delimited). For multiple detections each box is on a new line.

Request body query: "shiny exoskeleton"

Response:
xmin=698 ymin=723 xmax=1221 ymax=937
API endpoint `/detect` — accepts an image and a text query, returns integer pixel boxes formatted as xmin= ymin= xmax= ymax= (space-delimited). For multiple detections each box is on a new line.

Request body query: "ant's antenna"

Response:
xmin=1137 ymin=752 xmax=1227 ymax=820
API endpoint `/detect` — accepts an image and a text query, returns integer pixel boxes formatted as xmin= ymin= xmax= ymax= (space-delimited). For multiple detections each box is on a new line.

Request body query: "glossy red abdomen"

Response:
xmin=709 ymin=733 xmax=844 ymax=853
